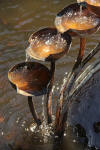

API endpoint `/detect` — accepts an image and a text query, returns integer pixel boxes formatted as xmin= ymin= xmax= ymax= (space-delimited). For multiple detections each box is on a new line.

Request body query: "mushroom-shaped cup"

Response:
xmin=55 ymin=2 xmax=100 ymax=63
xmin=26 ymin=27 xmax=72 ymax=62
xmin=8 ymin=62 xmax=51 ymax=125
xmin=26 ymin=27 xmax=72 ymax=123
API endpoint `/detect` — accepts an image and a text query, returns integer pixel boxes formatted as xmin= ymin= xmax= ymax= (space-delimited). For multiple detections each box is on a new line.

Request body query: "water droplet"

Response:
xmin=79 ymin=5 xmax=82 ymax=16
xmin=64 ymin=133 xmax=66 ymax=136
xmin=1 ymin=131 xmax=4 ymax=135
xmin=57 ymin=86 xmax=59 ymax=90
xmin=73 ymin=139 xmax=76 ymax=143
xmin=30 ymin=124 xmax=37 ymax=132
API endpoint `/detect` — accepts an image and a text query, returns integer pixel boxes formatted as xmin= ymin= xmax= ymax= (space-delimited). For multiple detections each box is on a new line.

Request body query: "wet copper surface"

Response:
xmin=86 ymin=0 xmax=100 ymax=7
xmin=77 ymin=1 xmax=100 ymax=17
xmin=86 ymin=1 xmax=100 ymax=17
xmin=77 ymin=0 xmax=100 ymax=6
xmin=55 ymin=3 xmax=100 ymax=36
xmin=27 ymin=27 xmax=72 ymax=61
xmin=8 ymin=62 xmax=51 ymax=96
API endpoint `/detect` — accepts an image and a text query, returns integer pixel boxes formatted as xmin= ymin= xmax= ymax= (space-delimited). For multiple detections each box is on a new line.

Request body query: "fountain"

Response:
xmin=55 ymin=2 xmax=100 ymax=66
xmin=26 ymin=27 xmax=72 ymax=123
xmin=8 ymin=62 xmax=51 ymax=126
xmin=7 ymin=1 xmax=100 ymax=149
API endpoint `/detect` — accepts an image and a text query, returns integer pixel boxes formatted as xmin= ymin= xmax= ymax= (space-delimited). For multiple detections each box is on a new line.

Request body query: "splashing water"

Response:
xmin=42 ymin=31 xmax=67 ymax=51
xmin=25 ymin=46 xmax=34 ymax=62
xmin=42 ymin=95 xmax=47 ymax=122
xmin=25 ymin=52 xmax=31 ymax=62
xmin=29 ymin=123 xmax=38 ymax=133
xmin=79 ymin=5 xmax=82 ymax=16
xmin=40 ymin=96 xmax=53 ymax=143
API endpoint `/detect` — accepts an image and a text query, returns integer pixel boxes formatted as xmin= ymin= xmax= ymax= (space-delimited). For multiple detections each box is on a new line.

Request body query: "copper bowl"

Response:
xmin=8 ymin=62 xmax=51 ymax=96
xmin=55 ymin=2 xmax=100 ymax=37
xmin=86 ymin=0 xmax=100 ymax=17
xmin=26 ymin=27 xmax=72 ymax=61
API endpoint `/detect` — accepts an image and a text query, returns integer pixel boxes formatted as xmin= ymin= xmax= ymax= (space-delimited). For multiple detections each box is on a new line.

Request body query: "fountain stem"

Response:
xmin=28 ymin=96 xmax=41 ymax=126
xmin=73 ymin=37 xmax=86 ymax=70
xmin=46 ymin=60 xmax=55 ymax=124
xmin=55 ymin=42 xmax=100 ymax=138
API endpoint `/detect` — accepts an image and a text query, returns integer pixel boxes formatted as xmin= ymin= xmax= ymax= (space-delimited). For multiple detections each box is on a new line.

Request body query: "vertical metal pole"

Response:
xmin=28 ymin=96 xmax=41 ymax=126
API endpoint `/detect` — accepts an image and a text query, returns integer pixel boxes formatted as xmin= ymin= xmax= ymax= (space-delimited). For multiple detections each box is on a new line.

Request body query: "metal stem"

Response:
xmin=72 ymin=37 xmax=86 ymax=71
xmin=55 ymin=42 xmax=100 ymax=137
xmin=46 ymin=60 xmax=55 ymax=124
xmin=28 ymin=96 xmax=41 ymax=126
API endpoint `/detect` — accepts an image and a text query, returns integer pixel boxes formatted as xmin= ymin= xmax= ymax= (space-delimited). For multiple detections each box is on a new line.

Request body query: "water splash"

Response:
xmin=29 ymin=123 xmax=38 ymax=133
xmin=42 ymin=31 xmax=67 ymax=51
xmin=25 ymin=52 xmax=31 ymax=62
xmin=25 ymin=47 xmax=33 ymax=62
xmin=79 ymin=5 xmax=82 ymax=16
xmin=40 ymin=96 xmax=53 ymax=143
xmin=42 ymin=95 xmax=46 ymax=122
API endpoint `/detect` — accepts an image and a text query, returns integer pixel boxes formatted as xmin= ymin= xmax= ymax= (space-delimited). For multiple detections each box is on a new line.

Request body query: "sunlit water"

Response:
xmin=0 ymin=0 xmax=100 ymax=150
